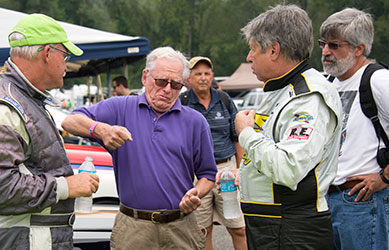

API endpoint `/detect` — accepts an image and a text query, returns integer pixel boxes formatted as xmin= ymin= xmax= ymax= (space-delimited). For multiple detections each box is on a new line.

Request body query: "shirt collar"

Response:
xmin=139 ymin=92 xmax=182 ymax=113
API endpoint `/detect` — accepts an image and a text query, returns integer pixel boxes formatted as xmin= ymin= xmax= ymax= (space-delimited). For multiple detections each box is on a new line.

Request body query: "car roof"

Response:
xmin=65 ymin=144 xmax=113 ymax=167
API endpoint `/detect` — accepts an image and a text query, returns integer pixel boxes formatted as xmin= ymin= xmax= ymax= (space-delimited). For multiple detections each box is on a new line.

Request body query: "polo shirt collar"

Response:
xmin=138 ymin=92 xmax=182 ymax=113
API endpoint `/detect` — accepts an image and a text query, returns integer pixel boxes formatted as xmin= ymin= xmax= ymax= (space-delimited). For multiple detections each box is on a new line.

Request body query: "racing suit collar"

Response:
xmin=263 ymin=60 xmax=311 ymax=92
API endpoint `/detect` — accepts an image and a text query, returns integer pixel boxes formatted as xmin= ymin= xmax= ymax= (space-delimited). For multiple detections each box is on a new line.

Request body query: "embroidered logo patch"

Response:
xmin=287 ymin=125 xmax=313 ymax=140
xmin=4 ymin=96 xmax=25 ymax=116
xmin=215 ymin=112 xmax=224 ymax=119
xmin=293 ymin=114 xmax=313 ymax=124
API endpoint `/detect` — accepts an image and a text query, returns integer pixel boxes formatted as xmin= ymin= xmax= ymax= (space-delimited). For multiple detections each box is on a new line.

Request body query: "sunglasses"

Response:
xmin=318 ymin=39 xmax=349 ymax=50
xmin=38 ymin=45 xmax=71 ymax=62
xmin=150 ymin=75 xmax=184 ymax=90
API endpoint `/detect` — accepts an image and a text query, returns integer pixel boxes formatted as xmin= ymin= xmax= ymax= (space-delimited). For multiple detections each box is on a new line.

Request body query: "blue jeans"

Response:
xmin=326 ymin=186 xmax=389 ymax=250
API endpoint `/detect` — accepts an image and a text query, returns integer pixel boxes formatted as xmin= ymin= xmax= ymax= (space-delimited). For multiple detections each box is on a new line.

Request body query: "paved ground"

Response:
xmin=213 ymin=224 xmax=234 ymax=250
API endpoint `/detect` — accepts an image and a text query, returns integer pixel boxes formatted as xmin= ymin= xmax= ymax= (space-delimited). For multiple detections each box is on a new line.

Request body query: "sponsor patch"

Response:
xmin=293 ymin=114 xmax=313 ymax=124
xmin=287 ymin=125 xmax=313 ymax=140
xmin=254 ymin=113 xmax=269 ymax=132
xmin=4 ymin=96 xmax=24 ymax=116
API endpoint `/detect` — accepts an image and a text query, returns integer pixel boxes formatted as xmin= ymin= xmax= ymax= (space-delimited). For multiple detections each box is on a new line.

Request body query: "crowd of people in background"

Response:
xmin=0 ymin=3 xmax=388 ymax=250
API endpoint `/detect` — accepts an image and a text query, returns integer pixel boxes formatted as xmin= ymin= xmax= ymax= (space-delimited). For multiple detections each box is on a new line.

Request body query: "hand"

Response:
xmin=179 ymin=188 xmax=201 ymax=213
xmin=66 ymin=172 xmax=100 ymax=198
xmin=235 ymin=110 xmax=255 ymax=135
xmin=384 ymin=165 xmax=389 ymax=179
xmin=216 ymin=169 xmax=239 ymax=194
xmin=347 ymin=172 xmax=388 ymax=202
xmin=95 ymin=123 xmax=133 ymax=150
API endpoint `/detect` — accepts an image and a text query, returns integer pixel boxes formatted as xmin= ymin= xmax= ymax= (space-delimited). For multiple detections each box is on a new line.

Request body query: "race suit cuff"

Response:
xmin=239 ymin=126 xmax=257 ymax=149
xmin=55 ymin=177 xmax=69 ymax=202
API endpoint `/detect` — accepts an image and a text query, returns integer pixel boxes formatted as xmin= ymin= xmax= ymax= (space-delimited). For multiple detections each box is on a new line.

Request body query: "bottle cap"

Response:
xmin=85 ymin=156 xmax=93 ymax=162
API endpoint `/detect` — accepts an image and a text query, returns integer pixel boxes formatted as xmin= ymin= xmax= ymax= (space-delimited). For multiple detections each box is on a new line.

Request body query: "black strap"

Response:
xmin=180 ymin=90 xmax=232 ymax=114
xmin=359 ymin=63 xmax=389 ymax=149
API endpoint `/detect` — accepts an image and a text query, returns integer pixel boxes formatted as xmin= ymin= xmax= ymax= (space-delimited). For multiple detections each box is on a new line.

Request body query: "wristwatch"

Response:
xmin=379 ymin=168 xmax=389 ymax=185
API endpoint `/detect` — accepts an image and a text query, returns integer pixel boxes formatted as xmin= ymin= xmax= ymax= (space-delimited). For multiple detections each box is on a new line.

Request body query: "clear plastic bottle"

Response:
xmin=75 ymin=157 xmax=96 ymax=213
xmin=220 ymin=167 xmax=241 ymax=219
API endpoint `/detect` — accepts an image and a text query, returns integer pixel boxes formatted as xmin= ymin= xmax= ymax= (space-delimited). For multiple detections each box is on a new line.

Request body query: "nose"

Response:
xmin=321 ymin=44 xmax=332 ymax=56
xmin=246 ymin=50 xmax=253 ymax=63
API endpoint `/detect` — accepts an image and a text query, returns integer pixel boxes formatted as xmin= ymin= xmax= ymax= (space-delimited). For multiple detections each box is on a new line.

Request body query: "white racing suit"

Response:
xmin=239 ymin=60 xmax=343 ymax=250
xmin=0 ymin=59 xmax=74 ymax=250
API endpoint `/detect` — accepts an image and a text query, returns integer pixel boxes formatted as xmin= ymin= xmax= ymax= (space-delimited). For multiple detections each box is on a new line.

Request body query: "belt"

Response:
xmin=328 ymin=180 xmax=362 ymax=194
xmin=216 ymin=157 xmax=230 ymax=165
xmin=119 ymin=204 xmax=186 ymax=224
xmin=30 ymin=213 xmax=75 ymax=227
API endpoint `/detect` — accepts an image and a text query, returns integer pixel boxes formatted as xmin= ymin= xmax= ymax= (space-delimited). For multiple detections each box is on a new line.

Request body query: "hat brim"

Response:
xmin=63 ymin=41 xmax=83 ymax=56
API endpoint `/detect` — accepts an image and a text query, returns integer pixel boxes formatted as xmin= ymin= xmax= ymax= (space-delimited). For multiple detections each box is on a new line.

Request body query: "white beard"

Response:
xmin=322 ymin=51 xmax=356 ymax=77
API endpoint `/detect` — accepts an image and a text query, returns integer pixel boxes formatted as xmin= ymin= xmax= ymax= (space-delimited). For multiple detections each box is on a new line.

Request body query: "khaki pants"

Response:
xmin=195 ymin=156 xmax=245 ymax=229
xmin=110 ymin=211 xmax=205 ymax=250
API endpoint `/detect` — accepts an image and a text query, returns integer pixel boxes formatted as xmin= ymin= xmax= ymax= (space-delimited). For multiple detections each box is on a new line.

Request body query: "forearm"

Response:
xmin=234 ymin=141 xmax=244 ymax=167
xmin=62 ymin=113 xmax=95 ymax=137
xmin=194 ymin=177 xmax=214 ymax=199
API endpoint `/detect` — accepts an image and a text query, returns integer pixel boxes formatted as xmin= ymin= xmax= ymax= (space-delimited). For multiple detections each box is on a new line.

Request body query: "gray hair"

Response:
xmin=241 ymin=4 xmax=313 ymax=62
xmin=145 ymin=46 xmax=190 ymax=81
xmin=320 ymin=8 xmax=374 ymax=56
xmin=9 ymin=32 xmax=41 ymax=60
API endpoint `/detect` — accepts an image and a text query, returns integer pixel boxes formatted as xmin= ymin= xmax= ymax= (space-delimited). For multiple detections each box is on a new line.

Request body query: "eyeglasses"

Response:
xmin=38 ymin=45 xmax=71 ymax=62
xmin=150 ymin=75 xmax=184 ymax=90
xmin=318 ymin=39 xmax=349 ymax=50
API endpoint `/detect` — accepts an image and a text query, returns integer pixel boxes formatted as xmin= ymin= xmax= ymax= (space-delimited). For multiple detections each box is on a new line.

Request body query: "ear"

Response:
xmin=141 ymin=69 xmax=148 ymax=86
xmin=269 ymin=42 xmax=281 ymax=60
xmin=38 ymin=45 xmax=50 ymax=64
xmin=354 ymin=44 xmax=365 ymax=57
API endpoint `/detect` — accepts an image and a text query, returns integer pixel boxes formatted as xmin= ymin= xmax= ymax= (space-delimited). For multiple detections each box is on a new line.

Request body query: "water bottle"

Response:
xmin=75 ymin=157 xmax=96 ymax=213
xmin=220 ymin=167 xmax=241 ymax=219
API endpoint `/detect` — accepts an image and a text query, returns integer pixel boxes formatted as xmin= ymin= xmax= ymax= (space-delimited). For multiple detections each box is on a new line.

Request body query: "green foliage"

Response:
xmin=1 ymin=0 xmax=388 ymax=87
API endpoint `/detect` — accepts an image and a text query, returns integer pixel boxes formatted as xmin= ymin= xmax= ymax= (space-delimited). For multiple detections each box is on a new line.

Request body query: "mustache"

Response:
xmin=322 ymin=55 xmax=336 ymax=63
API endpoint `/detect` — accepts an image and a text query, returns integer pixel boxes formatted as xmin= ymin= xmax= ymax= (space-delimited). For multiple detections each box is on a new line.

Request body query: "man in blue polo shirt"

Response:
xmin=62 ymin=47 xmax=217 ymax=250
xmin=181 ymin=56 xmax=247 ymax=250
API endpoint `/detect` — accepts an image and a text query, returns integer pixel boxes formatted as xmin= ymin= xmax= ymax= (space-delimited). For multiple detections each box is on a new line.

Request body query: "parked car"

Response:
xmin=65 ymin=144 xmax=117 ymax=250
xmin=237 ymin=88 xmax=265 ymax=111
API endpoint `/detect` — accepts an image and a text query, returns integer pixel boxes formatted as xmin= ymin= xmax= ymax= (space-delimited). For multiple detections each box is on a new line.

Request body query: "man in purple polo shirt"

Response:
xmin=62 ymin=46 xmax=217 ymax=250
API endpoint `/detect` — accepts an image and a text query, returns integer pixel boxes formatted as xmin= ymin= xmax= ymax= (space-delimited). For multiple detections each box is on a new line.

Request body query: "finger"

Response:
xmin=348 ymin=183 xmax=364 ymax=196
xmin=249 ymin=110 xmax=256 ymax=117
xmin=362 ymin=189 xmax=371 ymax=201
xmin=354 ymin=187 xmax=367 ymax=202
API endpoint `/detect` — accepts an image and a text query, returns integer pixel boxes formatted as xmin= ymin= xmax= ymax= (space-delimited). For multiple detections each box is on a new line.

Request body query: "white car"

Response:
xmin=66 ymin=144 xmax=118 ymax=250
xmin=237 ymin=88 xmax=265 ymax=111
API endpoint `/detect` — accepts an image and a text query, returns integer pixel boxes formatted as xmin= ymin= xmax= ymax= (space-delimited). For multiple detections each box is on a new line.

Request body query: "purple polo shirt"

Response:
xmin=72 ymin=93 xmax=217 ymax=210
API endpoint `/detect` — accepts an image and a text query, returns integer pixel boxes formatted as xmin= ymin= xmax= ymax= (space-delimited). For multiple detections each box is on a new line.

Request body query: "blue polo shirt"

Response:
xmin=72 ymin=93 xmax=217 ymax=210
xmin=184 ymin=88 xmax=238 ymax=162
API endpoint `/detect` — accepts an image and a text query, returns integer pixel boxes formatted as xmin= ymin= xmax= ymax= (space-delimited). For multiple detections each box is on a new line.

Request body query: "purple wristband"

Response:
xmin=89 ymin=121 xmax=99 ymax=137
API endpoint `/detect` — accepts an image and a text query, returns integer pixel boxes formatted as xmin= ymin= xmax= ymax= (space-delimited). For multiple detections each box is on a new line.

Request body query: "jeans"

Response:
xmin=326 ymin=186 xmax=389 ymax=250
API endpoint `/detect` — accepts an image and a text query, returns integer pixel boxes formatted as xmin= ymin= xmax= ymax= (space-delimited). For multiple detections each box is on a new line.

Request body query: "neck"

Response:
xmin=193 ymin=88 xmax=211 ymax=109
xmin=338 ymin=56 xmax=370 ymax=81
xmin=11 ymin=57 xmax=48 ymax=92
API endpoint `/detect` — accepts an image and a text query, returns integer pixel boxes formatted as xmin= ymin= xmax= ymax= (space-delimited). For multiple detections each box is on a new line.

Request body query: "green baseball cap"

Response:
xmin=8 ymin=13 xmax=83 ymax=56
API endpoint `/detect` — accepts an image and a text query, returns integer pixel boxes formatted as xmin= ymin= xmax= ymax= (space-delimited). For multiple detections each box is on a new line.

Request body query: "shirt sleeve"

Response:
xmin=239 ymin=93 xmax=333 ymax=190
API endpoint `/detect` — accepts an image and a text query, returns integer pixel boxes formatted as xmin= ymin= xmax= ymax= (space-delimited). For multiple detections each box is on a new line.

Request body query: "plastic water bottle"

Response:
xmin=75 ymin=157 xmax=96 ymax=213
xmin=220 ymin=167 xmax=241 ymax=219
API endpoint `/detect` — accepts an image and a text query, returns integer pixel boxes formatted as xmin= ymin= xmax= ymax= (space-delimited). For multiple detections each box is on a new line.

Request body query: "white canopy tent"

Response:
xmin=0 ymin=7 xmax=150 ymax=77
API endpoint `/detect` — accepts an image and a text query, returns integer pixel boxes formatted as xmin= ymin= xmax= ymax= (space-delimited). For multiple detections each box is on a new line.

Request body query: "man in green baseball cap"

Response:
xmin=9 ymin=13 xmax=83 ymax=56
xmin=0 ymin=13 xmax=98 ymax=250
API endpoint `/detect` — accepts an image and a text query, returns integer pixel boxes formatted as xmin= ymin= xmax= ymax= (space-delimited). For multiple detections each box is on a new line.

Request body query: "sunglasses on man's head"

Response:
xmin=150 ymin=75 xmax=184 ymax=90
xmin=317 ymin=39 xmax=349 ymax=50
